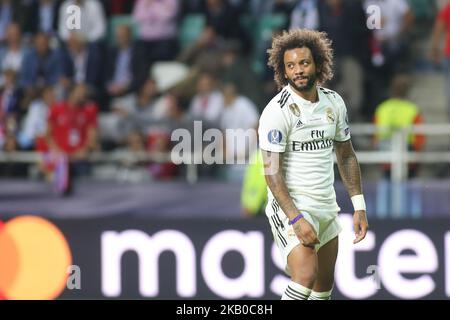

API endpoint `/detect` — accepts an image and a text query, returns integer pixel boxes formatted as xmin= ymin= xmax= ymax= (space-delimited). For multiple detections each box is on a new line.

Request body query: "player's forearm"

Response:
xmin=261 ymin=150 xmax=300 ymax=219
xmin=264 ymin=165 xmax=300 ymax=221
xmin=337 ymin=152 xmax=363 ymax=197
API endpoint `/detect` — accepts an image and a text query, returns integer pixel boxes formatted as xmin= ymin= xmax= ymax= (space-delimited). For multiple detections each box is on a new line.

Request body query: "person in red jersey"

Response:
xmin=40 ymin=83 xmax=98 ymax=195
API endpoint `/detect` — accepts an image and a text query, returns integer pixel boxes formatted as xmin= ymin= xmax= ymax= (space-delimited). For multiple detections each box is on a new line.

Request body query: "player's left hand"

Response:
xmin=353 ymin=210 xmax=369 ymax=244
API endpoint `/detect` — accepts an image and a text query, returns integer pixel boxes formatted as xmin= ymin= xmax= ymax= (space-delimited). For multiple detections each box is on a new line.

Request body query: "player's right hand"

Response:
xmin=293 ymin=218 xmax=320 ymax=248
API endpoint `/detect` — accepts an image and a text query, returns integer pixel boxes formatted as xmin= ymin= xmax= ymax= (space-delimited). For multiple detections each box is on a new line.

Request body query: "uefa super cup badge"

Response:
xmin=268 ymin=129 xmax=282 ymax=144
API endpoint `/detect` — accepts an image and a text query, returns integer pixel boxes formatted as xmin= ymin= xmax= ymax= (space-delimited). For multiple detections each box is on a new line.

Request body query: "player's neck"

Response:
xmin=289 ymin=85 xmax=318 ymax=103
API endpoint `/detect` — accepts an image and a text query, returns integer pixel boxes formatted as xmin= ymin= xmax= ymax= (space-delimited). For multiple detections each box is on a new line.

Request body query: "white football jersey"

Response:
xmin=258 ymin=84 xmax=350 ymax=213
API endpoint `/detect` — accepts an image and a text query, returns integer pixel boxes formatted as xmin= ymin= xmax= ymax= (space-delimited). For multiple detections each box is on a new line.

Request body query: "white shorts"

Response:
xmin=265 ymin=198 xmax=342 ymax=274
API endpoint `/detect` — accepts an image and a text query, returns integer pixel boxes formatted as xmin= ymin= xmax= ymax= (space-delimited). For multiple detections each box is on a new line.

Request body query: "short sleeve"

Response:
xmin=334 ymin=94 xmax=351 ymax=142
xmin=258 ymin=102 xmax=290 ymax=152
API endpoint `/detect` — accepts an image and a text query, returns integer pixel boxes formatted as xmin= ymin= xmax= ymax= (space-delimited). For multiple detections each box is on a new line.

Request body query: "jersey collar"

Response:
xmin=286 ymin=84 xmax=321 ymax=110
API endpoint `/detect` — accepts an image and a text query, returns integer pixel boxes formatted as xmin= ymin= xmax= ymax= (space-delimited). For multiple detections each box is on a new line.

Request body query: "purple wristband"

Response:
xmin=288 ymin=212 xmax=304 ymax=225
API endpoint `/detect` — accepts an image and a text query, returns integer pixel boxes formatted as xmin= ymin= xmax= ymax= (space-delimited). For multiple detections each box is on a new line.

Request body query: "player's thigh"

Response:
xmin=314 ymin=236 xmax=338 ymax=292
xmin=287 ymin=243 xmax=318 ymax=288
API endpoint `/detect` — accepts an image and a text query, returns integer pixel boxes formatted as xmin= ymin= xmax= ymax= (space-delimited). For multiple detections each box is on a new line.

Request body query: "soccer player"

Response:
xmin=258 ymin=29 xmax=369 ymax=300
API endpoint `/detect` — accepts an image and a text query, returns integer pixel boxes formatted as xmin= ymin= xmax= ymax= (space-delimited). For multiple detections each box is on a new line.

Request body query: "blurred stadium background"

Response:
xmin=0 ymin=0 xmax=450 ymax=300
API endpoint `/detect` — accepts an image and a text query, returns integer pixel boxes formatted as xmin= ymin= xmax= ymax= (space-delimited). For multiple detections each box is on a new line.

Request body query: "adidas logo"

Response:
xmin=296 ymin=119 xmax=304 ymax=128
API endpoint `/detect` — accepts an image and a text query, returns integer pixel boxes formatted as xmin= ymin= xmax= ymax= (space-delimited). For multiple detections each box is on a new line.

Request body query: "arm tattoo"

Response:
xmin=262 ymin=150 xmax=299 ymax=220
xmin=335 ymin=140 xmax=363 ymax=197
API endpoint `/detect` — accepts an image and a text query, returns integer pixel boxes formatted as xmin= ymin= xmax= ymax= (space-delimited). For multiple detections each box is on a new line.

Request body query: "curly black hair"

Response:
xmin=267 ymin=29 xmax=334 ymax=90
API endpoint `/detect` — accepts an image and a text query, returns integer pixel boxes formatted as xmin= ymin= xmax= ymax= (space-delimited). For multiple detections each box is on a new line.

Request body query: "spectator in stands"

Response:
xmin=125 ymin=130 xmax=146 ymax=154
xmin=43 ymin=83 xmax=98 ymax=194
xmin=0 ymin=23 xmax=26 ymax=77
xmin=431 ymin=0 xmax=450 ymax=118
xmin=18 ymin=0 xmax=59 ymax=37
xmin=132 ymin=0 xmax=180 ymax=87
xmin=177 ymin=25 xmax=227 ymax=74
xmin=0 ymin=0 xmax=20 ymax=43
xmin=408 ymin=0 xmax=437 ymax=37
xmin=17 ymin=86 xmax=55 ymax=150
xmin=58 ymin=0 xmax=107 ymax=43
xmin=109 ymin=0 xmax=136 ymax=15
xmin=58 ymin=32 xmax=104 ymax=102
xmin=146 ymin=126 xmax=176 ymax=180
xmin=115 ymin=91 xmax=183 ymax=181
xmin=180 ymin=0 xmax=204 ymax=15
xmin=202 ymin=0 xmax=250 ymax=53
xmin=219 ymin=41 xmax=265 ymax=109
xmin=219 ymin=81 xmax=259 ymax=181
xmin=20 ymin=32 xmax=61 ymax=95
xmin=373 ymin=74 xmax=425 ymax=218
xmin=364 ymin=0 xmax=414 ymax=57
xmin=188 ymin=71 xmax=224 ymax=126
xmin=164 ymin=91 xmax=193 ymax=133
xmin=259 ymin=28 xmax=284 ymax=104
xmin=318 ymin=0 xmax=372 ymax=121
xmin=129 ymin=78 xmax=168 ymax=125
xmin=103 ymin=78 xmax=161 ymax=147
xmin=0 ymin=69 xmax=22 ymax=151
xmin=248 ymin=0 xmax=295 ymax=17
xmin=290 ymin=0 xmax=320 ymax=30
xmin=113 ymin=81 xmax=176 ymax=181
xmin=45 ymin=83 xmax=98 ymax=156
xmin=145 ymin=91 xmax=188 ymax=180
xmin=114 ymin=129 xmax=150 ymax=183
xmin=363 ymin=0 xmax=414 ymax=106
xmin=106 ymin=24 xmax=136 ymax=98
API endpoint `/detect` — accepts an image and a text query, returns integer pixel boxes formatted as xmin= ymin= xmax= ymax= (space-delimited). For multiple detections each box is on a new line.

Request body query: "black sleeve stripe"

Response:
xmin=280 ymin=93 xmax=290 ymax=108
xmin=277 ymin=90 xmax=288 ymax=105
xmin=277 ymin=90 xmax=291 ymax=108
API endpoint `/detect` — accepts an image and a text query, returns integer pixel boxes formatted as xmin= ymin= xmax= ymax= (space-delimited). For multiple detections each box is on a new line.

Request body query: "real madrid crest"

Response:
xmin=289 ymin=103 xmax=301 ymax=117
xmin=326 ymin=108 xmax=335 ymax=124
